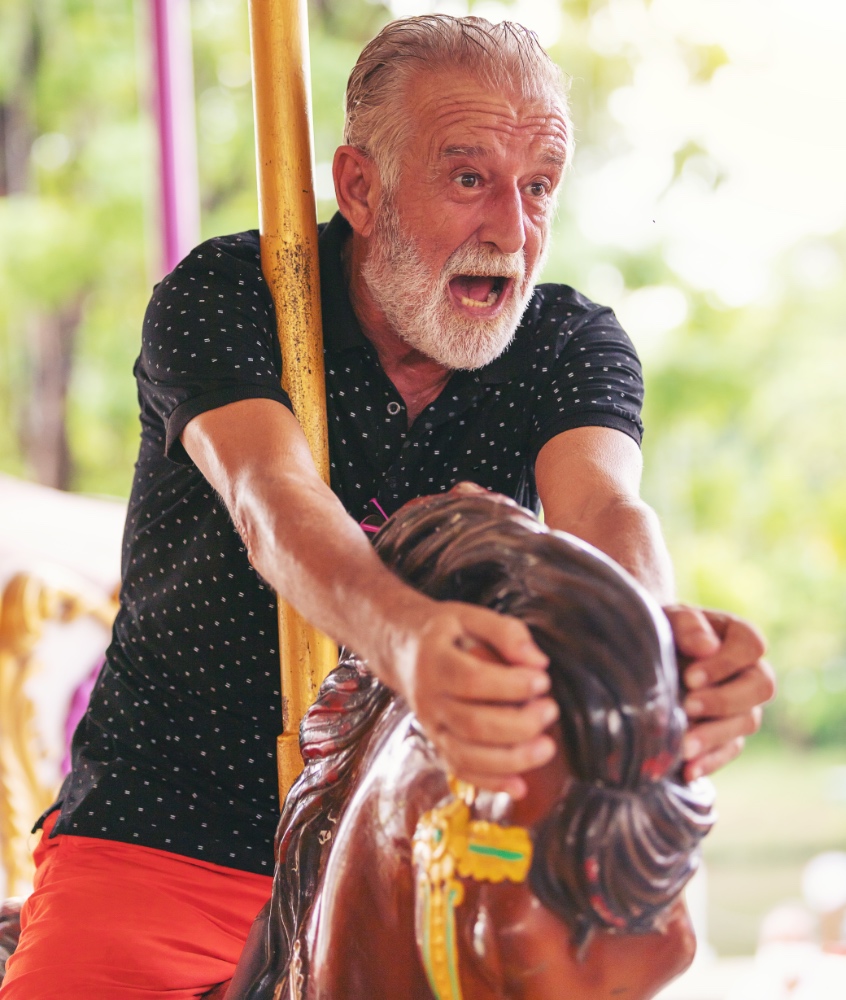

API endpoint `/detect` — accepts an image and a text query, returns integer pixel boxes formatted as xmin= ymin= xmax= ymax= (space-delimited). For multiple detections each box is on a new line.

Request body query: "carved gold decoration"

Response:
xmin=247 ymin=0 xmax=338 ymax=802
xmin=413 ymin=779 xmax=533 ymax=1000
xmin=0 ymin=570 xmax=117 ymax=895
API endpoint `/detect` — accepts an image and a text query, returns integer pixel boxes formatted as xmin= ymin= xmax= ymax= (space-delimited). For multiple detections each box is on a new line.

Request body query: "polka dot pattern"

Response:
xmin=50 ymin=213 xmax=644 ymax=874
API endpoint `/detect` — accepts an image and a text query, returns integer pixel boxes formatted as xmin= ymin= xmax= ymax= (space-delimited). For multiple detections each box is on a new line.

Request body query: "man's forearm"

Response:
xmin=547 ymin=496 xmax=675 ymax=604
xmin=535 ymin=427 xmax=675 ymax=603
xmin=230 ymin=466 xmax=429 ymax=688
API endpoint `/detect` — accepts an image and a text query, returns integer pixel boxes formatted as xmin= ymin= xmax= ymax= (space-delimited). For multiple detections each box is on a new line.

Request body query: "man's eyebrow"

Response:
xmin=440 ymin=145 xmax=488 ymax=159
xmin=540 ymin=151 xmax=567 ymax=167
xmin=439 ymin=145 xmax=566 ymax=167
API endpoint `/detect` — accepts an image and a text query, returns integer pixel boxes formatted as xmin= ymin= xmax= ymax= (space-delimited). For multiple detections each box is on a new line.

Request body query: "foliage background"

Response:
xmin=1 ymin=0 xmax=845 ymax=955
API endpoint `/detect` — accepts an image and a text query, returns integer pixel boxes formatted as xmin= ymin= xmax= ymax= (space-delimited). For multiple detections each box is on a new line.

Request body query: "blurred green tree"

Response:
xmin=0 ymin=0 xmax=148 ymax=495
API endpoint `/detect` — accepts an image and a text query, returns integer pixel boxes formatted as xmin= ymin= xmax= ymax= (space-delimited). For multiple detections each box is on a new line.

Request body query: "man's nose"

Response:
xmin=479 ymin=182 xmax=526 ymax=256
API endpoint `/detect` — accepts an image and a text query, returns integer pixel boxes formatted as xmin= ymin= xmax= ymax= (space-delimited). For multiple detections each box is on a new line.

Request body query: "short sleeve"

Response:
xmin=135 ymin=233 xmax=292 ymax=464
xmin=529 ymin=300 xmax=644 ymax=460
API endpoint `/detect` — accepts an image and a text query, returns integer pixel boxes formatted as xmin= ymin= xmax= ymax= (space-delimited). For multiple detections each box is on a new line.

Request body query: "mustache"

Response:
xmin=442 ymin=242 xmax=525 ymax=282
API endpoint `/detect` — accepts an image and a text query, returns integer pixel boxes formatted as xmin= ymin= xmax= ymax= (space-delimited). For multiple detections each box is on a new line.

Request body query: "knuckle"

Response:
xmin=507 ymin=747 xmax=532 ymax=771
xmin=700 ymin=691 xmax=725 ymax=718
xmin=499 ymin=612 xmax=524 ymax=635
xmin=715 ymin=736 xmax=744 ymax=764
xmin=747 ymin=623 xmax=768 ymax=657
xmin=440 ymin=739 xmax=470 ymax=771
xmin=512 ymin=672 xmax=538 ymax=700
xmin=521 ymin=706 xmax=550 ymax=740
xmin=490 ymin=667 xmax=531 ymax=702
xmin=704 ymin=736 xmax=744 ymax=775
xmin=672 ymin=604 xmax=700 ymax=630
xmin=460 ymin=714 xmax=485 ymax=741
xmin=458 ymin=670 xmax=485 ymax=699
xmin=728 ymin=617 xmax=767 ymax=657
xmin=761 ymin=661 xmax=777 ymax=699
xmin=466 ymin=711 xmax=501 ymax=742
xmin=499 ymin=707 xmax=529 ymax=740
xmin=739 ymin=662 xmax=775 ymax=704
xmin=514 ymin=619 xmax=534 ymax=644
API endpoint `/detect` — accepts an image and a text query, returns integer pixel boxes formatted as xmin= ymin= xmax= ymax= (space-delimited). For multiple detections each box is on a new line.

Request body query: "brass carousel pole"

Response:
xmin=247 ymin=0 xmax=337 ymax=801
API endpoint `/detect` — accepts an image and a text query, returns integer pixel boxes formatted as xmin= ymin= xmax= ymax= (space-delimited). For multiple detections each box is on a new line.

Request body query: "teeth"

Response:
xmin=459 ymin=288 xmax=500 ymax=308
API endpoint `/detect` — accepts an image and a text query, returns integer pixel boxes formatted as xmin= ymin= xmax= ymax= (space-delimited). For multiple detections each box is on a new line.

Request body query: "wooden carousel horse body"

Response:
xmin=228 ymin=493 xmax=716 ymax=1000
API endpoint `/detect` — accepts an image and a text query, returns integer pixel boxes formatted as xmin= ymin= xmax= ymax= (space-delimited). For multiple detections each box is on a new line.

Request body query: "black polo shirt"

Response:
xmin=50 ymin=212 xmax=644 ymax=873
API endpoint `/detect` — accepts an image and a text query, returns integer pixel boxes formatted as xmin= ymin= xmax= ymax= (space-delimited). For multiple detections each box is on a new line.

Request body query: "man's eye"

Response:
xmin=459 ymin=174 xmax=479 ymax=188
xmin=529 ymin=181 xmax=549 ymax=197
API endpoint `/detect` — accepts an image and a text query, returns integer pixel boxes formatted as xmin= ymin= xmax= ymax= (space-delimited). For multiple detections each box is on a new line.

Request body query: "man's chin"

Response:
xmin=412 ymin=323 xmax=518 ymax=371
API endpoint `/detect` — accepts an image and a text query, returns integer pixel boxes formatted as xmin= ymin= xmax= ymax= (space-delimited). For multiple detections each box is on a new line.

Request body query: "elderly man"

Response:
xmin=1 ymin=15 xmax=774 ymax=1000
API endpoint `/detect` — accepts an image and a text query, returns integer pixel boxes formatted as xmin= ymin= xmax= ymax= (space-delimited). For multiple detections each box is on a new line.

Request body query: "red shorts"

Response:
xmin=0 ymin=812 xmax=273 ymax=1000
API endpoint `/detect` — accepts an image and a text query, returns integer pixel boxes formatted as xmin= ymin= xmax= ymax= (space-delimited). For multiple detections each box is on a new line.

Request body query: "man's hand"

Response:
xmin=390 ymin=601 xmax=559 ymax=799
xmin=664 ymin=605 xmax=776 ymax=781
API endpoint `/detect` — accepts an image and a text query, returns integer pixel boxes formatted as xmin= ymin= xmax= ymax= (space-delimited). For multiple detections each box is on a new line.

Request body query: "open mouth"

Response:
xmin=448 ymin=275 xmax=512 ymax=311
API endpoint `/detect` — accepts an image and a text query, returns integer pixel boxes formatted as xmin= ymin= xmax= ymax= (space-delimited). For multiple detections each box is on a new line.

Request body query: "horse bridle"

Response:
xmin=412 ymin=778 xmax=533 ymax=1000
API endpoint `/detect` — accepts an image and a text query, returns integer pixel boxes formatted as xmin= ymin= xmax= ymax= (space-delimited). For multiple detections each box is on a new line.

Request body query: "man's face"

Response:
xmin=361 ymin=69 xmax=568 ymax=370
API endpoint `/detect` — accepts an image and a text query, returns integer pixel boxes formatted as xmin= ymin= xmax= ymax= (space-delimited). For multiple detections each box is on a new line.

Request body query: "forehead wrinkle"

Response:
xmin=428 ymin=104 xmax=566 ymax=136
xmin=434 ymin=113 xmax=567 ymax=159
xmin=402 ymin=66 xmax=569 ymax=152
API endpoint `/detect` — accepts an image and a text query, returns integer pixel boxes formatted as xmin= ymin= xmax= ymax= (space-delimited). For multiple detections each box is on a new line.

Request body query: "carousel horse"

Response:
xmin=226 ymin=491 xmax=716 ymax=1000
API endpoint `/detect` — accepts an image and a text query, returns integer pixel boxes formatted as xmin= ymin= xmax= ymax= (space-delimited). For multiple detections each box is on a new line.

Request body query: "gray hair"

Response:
xmin=343 ymin=15 xmax=574 ymax=194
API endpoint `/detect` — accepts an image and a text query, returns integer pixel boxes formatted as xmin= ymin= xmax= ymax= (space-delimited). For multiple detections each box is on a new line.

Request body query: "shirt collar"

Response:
xmin=318 ymin=210 xmax=534 ymax=382
xmin=318 ymin=212 xmax=370 ymax=354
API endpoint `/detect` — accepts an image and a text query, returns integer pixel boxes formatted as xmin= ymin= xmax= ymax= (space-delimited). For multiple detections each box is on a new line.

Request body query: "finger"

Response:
xmin=684 ymin=618 xmax=769 ymax=690
xmin=447 ymin=771 xmax=530 ymax=799
xmin=437 ymin=647 xmax=552 ymax=702
xmin=434 ymin=730 xmax=557 ymax=781
xmin=455 ymin=604 xmax=549 ymax=669
xmin=683 ymin=736 xmax=745 ymax=781
xmin=438 ymin=695 xmax=560 ymax=746
xmin=448 ymin=481 xmax=489 ymax=498
xmin=663 ymin=604 xmax=721 ymax=660
xmin=684 ymin=662 xmax=774 ymax=719
xmin=691 ymin=609 xmax=767 ymax=651
xmin=682 ymin=710 xmax=762 ymax=761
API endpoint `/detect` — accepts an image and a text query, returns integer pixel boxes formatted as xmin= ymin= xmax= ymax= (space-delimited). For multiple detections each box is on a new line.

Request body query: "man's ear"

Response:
xmin=333 ymin=145 xmax=381 ymax=237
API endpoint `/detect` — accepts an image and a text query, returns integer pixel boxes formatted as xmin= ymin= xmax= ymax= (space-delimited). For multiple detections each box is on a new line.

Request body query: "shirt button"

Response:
xmin=386 ymin=401 xmax=402 ymax=416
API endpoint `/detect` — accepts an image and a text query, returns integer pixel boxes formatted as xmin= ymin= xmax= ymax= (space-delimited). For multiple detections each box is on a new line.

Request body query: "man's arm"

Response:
xmin=535 ymin=426 xmax=776 ymax=780
xmin=181 ymin=397 xmax=559 ymax=797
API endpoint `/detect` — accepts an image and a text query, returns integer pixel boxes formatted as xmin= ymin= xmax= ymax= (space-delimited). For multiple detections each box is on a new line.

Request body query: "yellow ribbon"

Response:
xmin=412 ymin=780 xmax=533 ymax=1000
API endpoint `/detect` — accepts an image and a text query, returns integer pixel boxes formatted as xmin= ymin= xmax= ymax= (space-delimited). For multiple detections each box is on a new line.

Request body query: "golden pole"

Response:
xmin=247 ymin=0 xmax=338 ymax=801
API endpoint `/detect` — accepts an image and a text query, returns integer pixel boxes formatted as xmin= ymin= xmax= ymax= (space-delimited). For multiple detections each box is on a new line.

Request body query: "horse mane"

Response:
xmin=238 ymin=653 xmax=392 ymax=996
xmin=241 ymin=493 xmax=715 ymax=994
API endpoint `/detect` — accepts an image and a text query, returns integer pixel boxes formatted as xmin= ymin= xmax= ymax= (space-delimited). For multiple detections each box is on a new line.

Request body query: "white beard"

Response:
xmin=361 ymin=201 xmax=546 ymax=371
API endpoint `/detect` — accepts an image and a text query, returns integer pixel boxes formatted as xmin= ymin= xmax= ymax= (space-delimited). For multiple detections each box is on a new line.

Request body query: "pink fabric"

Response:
xmin=61 ymin=659 xmax=102 ymax=775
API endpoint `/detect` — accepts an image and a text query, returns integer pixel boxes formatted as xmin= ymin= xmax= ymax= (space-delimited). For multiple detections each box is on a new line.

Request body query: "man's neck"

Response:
xmin=343 ymin=232 xmax=452 ymax=426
